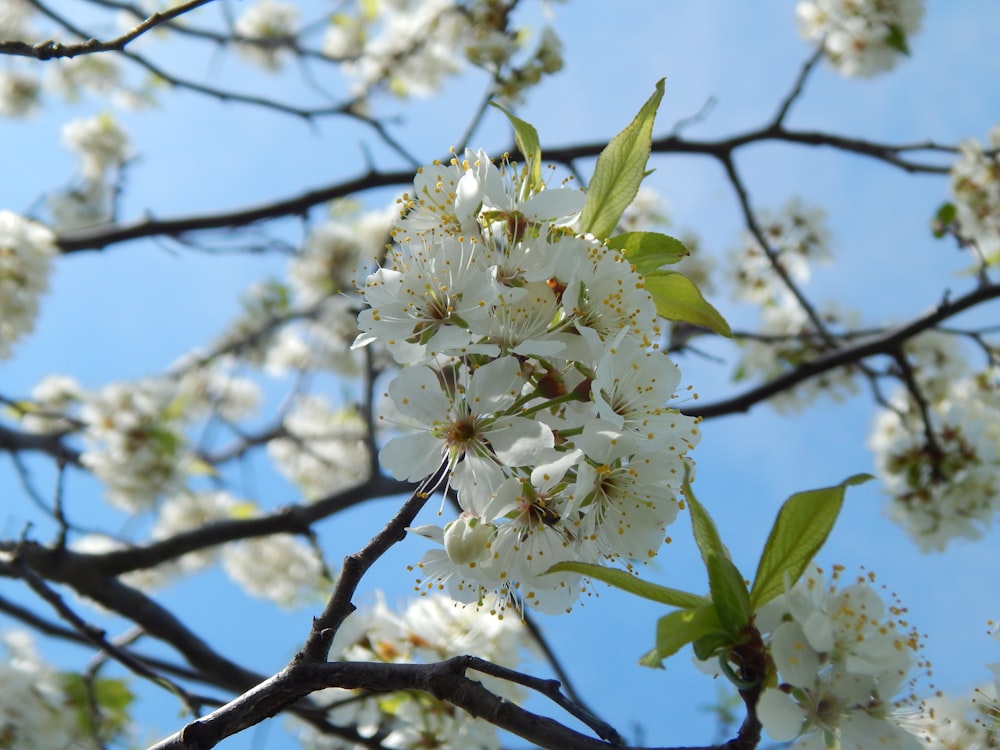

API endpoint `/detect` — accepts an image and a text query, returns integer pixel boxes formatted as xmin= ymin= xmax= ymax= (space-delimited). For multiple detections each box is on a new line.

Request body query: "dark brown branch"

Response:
xmin=771 ymin=49 xmax=824 ymax=126
xmin=147 ymin=656 xmax=749 ymax=750
xmin=7 ymin=550 xmax=205 ymax=713
xmin=55 ymin=168 xmax=413 ymax=253
xmin=0 ymin=424 xmax=82 ymax=465
xmin=56 ymin=124 xmax=953 ymax=258
xmin=542 ymin=128 xmax=954 ymax=175
xmin=0 ymin=545 xmax=264 ymax=692
xmin=685 ymin=283 xmax=1000 ymax=419
xmin=297 ymin=462 xmax=450 ymax=662
xmin=2 ymin=0 xmax=213 ymax=59
xmin=46 ymin=474 xmax=411 ymax=577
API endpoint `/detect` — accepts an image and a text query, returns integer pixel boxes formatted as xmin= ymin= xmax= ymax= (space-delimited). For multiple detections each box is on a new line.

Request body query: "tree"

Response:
xmin=1 ymin=1 xmax=999 ymax=748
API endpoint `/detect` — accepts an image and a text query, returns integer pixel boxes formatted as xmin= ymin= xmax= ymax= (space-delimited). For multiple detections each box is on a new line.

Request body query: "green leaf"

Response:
xmin=749 ymin=473 xmax=873 ymax=610
xmin=61 ymin=673 xmax=134 ymax=739
xmin=638 ymin=647 xmax=665 ymax=669
xmin=692 ymin=630 xmax=733 ymax=662
xmin=578 ymin=78 xmax=665 ymax=239
xmin=649 ymin=604 xmax=721 ymax=666
xmin=885 ymin=24 xmax=910 ymax=56
xmin=931 ymin=201 xmax=957 ymax=238
xmin=546 ymin=560 xmax=708 ymax=609
xmin=607 ymin=231 xmax=689 ymax=275
xmin=682 ymin=469 xmax=728 ymax=568
xmin=706 ymin=550 xmax=751 ymax=637
xmin=644 ymin=271 xmax=732 ymax=337
xmin=491 ymin=102 xmax=542 ymax=192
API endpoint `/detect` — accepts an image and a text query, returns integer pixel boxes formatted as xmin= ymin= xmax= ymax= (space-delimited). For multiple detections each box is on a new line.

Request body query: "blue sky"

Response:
xmin=3 ymin=2 xmax=1000 ymax=748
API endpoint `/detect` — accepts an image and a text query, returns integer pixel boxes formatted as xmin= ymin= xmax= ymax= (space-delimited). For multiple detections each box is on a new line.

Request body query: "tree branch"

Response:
xmin=2 ymin=0 xmax=214 ymax=59
xmin=685 ymin=284 xmax=1000 ymax=419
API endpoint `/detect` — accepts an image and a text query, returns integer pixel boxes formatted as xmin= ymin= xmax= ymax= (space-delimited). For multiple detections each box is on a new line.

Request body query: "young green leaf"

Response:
xmin=682 ymin=468 xmax=729 ymax=568
xmin=490 ymin=102 xmax=542 ymax=192
xmin=931 ymin=201 xmax=957 ymax=238
xmin=578 ymin=78 xmax=665 ymax=239
xmin=885 ymin=24 xmax=911 ymax=55
xmin=706 ymin=550 xmax=752 ymax=637
xmin=61 ymin=673 xmax=134 ymax=739
xmin=546 ymin=560 xmax=708 ymax=609
xmin=644 ymin=271 xmax=733 ymax=337
xmin=749 ymin=473 xmax=873 ymax=610
xmin=649 ymin=604 xmax=721 ymax=666
xmin=692 ymin=631 xmax=734 ymax=662
xmin=606 ymin=231 xmax=689 ymax=275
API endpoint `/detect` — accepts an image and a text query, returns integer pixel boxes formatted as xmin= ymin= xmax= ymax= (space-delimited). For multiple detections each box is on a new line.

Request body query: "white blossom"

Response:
xmin=62 ymin=112 xmax=132 ymax=179
xmin=757 ymin=565 xmax=926 ymax=749
xmin=796 ymin=0 xmax=924 ymax=77
xmin=268 ymin=395 xmax=370 ymax=500
xmin=949 ymin=125 xmax=1000 ymax=262
xmin=357 ymin=149 xmax=700 ymax=614
xmin=0 ymin=68 xmax=40 ymax=117
xmin=222 ymin=532 xmax=327 ymax=607
xmin=234 ymin=0 xmax=299 ymax=70
xmin=79 ymin=378 xmax=190 ymax=512
xmin=0 ymin=631 xmax=108 ymax=749
xmin=0 ymin=211 xmax=57 ymax=359
xmin=870 ymin=369 xmax=1000 ymax=551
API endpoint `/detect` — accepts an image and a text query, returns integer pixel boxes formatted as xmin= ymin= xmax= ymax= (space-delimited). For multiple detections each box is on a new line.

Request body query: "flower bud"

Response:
xmin=443 ymin=514 xmax=494 ymax=567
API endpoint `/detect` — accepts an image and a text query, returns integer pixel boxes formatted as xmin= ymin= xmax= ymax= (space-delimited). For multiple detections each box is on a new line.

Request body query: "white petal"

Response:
xmin=757 ymin=689 xmax=806 ymax=742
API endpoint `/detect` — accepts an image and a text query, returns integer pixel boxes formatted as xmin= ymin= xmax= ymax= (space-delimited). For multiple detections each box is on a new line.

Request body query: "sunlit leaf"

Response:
xmin=682 ymin=468 xmax=728 ymax=568
xmin=546 ymin=560 xmax=707 ymax=609
xmin=490 ymin=102 xmax=542 ymax=191
xmin=649 ymin=604 xmax=721 ymax=666
xmin=644 ymin=271 xmax=732 ymax=337
xmin=706 ymin=550 xmax=751 ymax=636
xmin=607 ymin=231 xmax=689 ymax=275
xmin=749 ymin=473 xmax=873 ymax=610
xmin=931 ymin=201 xmax=957 ymax=238
xmin=578 ymin=78 xmax=665 ymax=239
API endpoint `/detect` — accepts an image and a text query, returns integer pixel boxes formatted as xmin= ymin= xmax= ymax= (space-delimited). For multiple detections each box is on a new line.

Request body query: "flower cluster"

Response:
xmin=727 ymin=198 xmax=858 ymax=410
xmin=869 ymin=335 xmax=1000 ymax=551
xmin=290 ymin=594 xmax=528 ymax=750
xmin=322 ymin=0 xmax=563 ymax=101
xmin=20 ymin=365 xmax=261 ymax=512
xmin=49 ymin=112 xmax=132 ymax=230
xmin=353 ymin=149 xmax=699 ymax=614
xmin=70 ymin=490 xmax=328 ymax=607
xmin=756 ymin=565 xmax=927 ymax=749
xmin=222 ymin=531 xmax=328 ymax=607
xmin=0 ymin=211 xmax=57 ymax=360
xmin=234 ymin=0 xmax=299 ymax=70
xmin=77 ymin=378 xmax=190 ymax=512
xmin=949 ymin=125 xmax=1000 ymax=263
xmin=0 ymin=630 xmax=128 ymax=749
xmin=268 ymin=395 xmax=371 ymax=500
xmin=796 ymin=0 xmax=924 ymax=78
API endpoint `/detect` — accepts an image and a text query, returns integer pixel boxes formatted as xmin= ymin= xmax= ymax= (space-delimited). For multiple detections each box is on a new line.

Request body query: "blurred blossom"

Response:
xmin=234 ymin=0 xmax=299 ymax=70
xmin=949 ymin=125 xmax=1000 ymax=263
xmin=0 ymin=68 xmax=40 ymax=117
xmin=796 ymin=0 xmax=924 ymax=78
xmin=757 ymin=565 xmax=926 ymax=749
xmin=268 ymin=395 xmax=370 ymax=500
xmin=0 ymin=211 xmax=57 ymax=359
